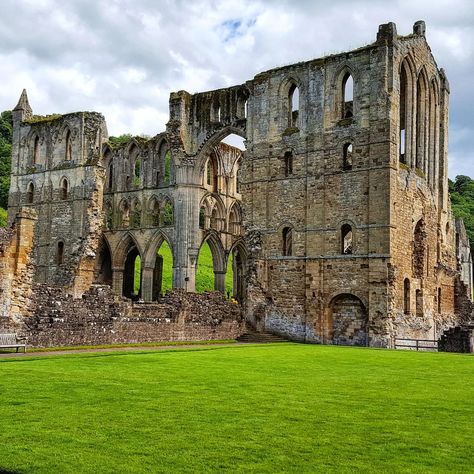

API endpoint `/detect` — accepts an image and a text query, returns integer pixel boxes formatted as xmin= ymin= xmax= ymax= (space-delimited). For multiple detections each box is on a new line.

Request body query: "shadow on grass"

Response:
xmin=0 ymin=468 xmax=23 ymax=474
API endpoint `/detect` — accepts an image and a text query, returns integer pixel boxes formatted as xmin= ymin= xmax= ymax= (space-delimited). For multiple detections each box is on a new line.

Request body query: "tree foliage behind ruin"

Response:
xmin=0 ymin=110 xmax=12 ymax=226
xmin=449 ymin=175 xmax=474 ymax=255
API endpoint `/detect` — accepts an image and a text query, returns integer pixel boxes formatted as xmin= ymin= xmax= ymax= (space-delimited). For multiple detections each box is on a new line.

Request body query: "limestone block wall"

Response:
xmin=8 ymin=111 xmax=108 ymax=291
xmin=25 ymin=286 xmax=243 ymax=348
xmin=0 ymin=208 xmax=37 ymax=331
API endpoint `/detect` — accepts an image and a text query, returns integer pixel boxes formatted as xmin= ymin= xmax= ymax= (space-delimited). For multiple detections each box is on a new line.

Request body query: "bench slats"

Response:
xmin=0 ymin=333 xmax=27 ymax=352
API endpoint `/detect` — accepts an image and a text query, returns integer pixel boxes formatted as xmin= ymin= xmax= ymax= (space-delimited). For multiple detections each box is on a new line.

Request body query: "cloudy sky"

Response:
xmin=1 ymin=0 xmax=473 ymax=177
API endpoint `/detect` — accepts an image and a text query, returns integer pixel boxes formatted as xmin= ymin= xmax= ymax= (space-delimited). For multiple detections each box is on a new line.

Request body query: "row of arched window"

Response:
xmin=29 ymin=128 xmax=73 ymax=167
xmin=199 ymin=201 xmax=242 ymax=235
xmin=398 ymin=57 xmax=440 ymax=189
xmin=403 ymin=279 xmax=442 ymax=316
xmin=104 ymin=197 xmax=174 ymax=230
xmin=280 ymin=224 xmax=354 ymax=256
xmin=285 ymin=70 xmax=354 ymax=129
xmin=104 ymin=142 xmax=173 ymax=193
xmin=25 ymin=178 xmax=70 ymax=204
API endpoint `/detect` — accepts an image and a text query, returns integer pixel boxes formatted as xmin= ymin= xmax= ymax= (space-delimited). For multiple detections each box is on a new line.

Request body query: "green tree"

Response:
xmin=0 ymin=110 xmax=13 ymax=214
xmin=449 ymin=175 xmax=474 ymax=256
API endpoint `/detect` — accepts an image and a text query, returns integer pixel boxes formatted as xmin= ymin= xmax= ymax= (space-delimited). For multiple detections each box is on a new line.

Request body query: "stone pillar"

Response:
xmin=112 ymin=268 xmax=123 ymax=296
xmin=141 ymin=266 xmax=154 ymax=302
xmin=214 ymin=271 xmax=226 ymax=293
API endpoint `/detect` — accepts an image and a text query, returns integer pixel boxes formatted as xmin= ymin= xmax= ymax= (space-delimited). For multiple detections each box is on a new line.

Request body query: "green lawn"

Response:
xmin=0 ymin=344 xmax=472 ymax=473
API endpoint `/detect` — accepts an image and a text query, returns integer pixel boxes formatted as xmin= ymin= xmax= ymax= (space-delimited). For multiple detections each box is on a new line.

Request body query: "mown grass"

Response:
xmin=0 ymin=344 xmax=472 ymax=473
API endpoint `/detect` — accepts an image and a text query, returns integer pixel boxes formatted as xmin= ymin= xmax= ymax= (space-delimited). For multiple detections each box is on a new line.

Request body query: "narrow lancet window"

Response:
xmin=343 ymin=143 xmax=353 ymax=170
xmin=342 ymin=73 xmax=354 ymax=118
xmin=289 ymin=84 xmax=299 ymax=127
xmin=282 ymin=227 xmax=293 ymax=256
xmin=342 ymin=224 xmax=353 ymax=254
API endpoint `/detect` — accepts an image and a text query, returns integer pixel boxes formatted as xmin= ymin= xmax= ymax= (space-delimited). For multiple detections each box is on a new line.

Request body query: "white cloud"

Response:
xmin=1 ymin=0 xmax=473 ymax=176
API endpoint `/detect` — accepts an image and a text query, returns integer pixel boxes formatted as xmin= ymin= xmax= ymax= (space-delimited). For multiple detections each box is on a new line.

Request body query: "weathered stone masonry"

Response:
xmin=2 ymin=20 xmax=473 ymax=349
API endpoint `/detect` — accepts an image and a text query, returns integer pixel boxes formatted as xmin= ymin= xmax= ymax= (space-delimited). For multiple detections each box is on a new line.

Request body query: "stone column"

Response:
xmin=112 ymin=267 xmax=123 ymax=295
xmin=214 ymin=270 xmax=226 ymax=293
xmin=141 ymin=266 xmax=154 ymax=302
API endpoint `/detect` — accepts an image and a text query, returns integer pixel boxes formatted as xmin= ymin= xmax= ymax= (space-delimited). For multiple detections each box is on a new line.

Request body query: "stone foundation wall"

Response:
xmin=19 ymin=285 xmax=243 ymax=348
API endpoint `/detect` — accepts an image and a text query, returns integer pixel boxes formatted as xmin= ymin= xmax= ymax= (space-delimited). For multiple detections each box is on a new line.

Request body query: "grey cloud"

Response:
xmin=1 ymin=0 xmax=473 ymax=176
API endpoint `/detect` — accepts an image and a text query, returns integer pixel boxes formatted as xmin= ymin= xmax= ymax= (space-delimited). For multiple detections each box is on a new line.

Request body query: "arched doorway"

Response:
xmin=123 ymin=246 xmax=141 ymax=300
xmin=95 ymin=238 xmax=112 ymax=286
xmin=152 ymin=240 xmax=173 ymax=300
xmin=196 ymin=235 xmax=226 ymax=293
xmin=329 ymin=294 xmax=368 ymax=346
xmin=225 ymin=244 xmax=247 ymax=302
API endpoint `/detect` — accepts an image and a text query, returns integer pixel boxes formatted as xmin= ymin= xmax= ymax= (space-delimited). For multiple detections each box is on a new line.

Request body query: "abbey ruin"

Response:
xmin=1 ymin=21 xmax=473 ymax=350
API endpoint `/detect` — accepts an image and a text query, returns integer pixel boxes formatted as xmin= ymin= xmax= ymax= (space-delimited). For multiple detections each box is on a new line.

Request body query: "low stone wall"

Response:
xmin=19 ymin=285 xmax=244 ymax=348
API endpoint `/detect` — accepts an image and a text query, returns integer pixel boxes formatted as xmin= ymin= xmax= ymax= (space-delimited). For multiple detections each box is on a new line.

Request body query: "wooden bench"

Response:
xmin=0 ymin=333 xmax=27 ymax=353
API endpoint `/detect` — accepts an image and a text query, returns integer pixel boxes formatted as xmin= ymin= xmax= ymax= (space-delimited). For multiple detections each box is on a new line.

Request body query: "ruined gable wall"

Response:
xmin=8 ymin=113 xmax=107 ymax=292
xmin=242 ymin=31 xmax=393 ymax=343
xmin=388 ymin=34 xmax=461 ymax=340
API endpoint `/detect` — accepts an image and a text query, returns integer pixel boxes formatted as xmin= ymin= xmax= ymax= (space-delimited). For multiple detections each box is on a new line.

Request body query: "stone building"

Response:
xmin=5 ymin=20 xmax=473 ymax=348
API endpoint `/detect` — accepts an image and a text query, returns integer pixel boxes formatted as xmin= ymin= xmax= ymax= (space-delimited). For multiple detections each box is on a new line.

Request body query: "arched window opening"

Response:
xmin=60 ymin=178 xmax=68 ymax=200
xmin=343 ymin=143 xmax=353 ymax=170
xmin=217 ymin=106 xmax=221 ymax=122
xmin=199 ymin=206 xmax=206 ymax=229
xmin=33 ymin=136 xmax=40 ymax=164
xmin=342 ymin=73 xmax=354 ymax=118
xmin=107 ymin=161 xmax=114 ymax=192
xmin=131 ymin=201 xmax=141 ymax=228
xmin=342 ymin=224 xmax=353 ymax=254
xmin=403 ymin=278 xmax=411 ymax=314
xmin=284 ymin=151 xmax=293 ymax=177
xmin=104 ymin=202 xmax=113 ymax=230
xmin=445 ymin=222 xmax=450 ymax=239
xmin=226 ymin=247 xmax=245 ymax=302
xmin=152 ymin=240 xmax=173 ymax=300
xmin=94 ymin=239 xmax=112 ymax=286
xmin=229 ymin=204 xmax=242 ymax=235
xmin=415 ymin=289 xmax=423 ymax=317
xmin=134 ymin=159 xmax=141 ymax=187
xmin=282 ymin=227 xmax=293 ymax=256
xmin=126 ymin=175 xmax=131 ymax=190
xmin=121 ymin=202 xmax=130 ymax=228
xmin=162 ymin=201 xmax=174 ymax=226
xmin=244 ymin=100 xmax=248 ymax=118
xmin=206 ymin=154 xmax=218 ymax=192
xmin=210 ymin=208 xmax=219 ymax=230
xmin=57 ymin=241 xmax=64 ymax=265
xmin=150 ymin=199 xmax=160 ymax=227
xmin=416 ymin=74 xmax=427 ymax=171
xmin=399 ymin=65 xmax=408 ymax=163
xmin=288 ymin=84 xmax=299 ymax=127
xmin=65 ymin=129 xmax=72 ymax=161
xmin=413 ymin=220 xmax=425 ymax=278
xmin=438 ymin=287 xmax=442 ymax=314
xmin=164 ymin=150 xmax=172 ymax=185
xmin=27 ymin=182 xmax=34 ymax=204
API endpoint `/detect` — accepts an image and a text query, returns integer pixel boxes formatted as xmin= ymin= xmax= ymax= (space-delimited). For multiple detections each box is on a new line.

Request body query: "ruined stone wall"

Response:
xmin=0 ymin=208 xmax=37 ymax=331
xmin=8 ymin=111 xmax=107 ymax=294
xmin=24 ymin=286 xmax=243 ymax=348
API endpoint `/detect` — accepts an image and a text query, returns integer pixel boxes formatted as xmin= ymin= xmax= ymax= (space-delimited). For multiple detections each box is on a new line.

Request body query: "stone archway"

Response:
xmin=329 ymin=294 xmax=368 ymax=346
